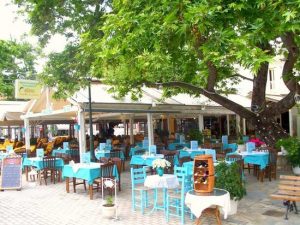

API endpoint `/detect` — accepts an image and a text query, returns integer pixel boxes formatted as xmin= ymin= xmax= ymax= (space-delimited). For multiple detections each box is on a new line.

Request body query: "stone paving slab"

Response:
xmin=0 ymin=165 xmax=299 ymax=225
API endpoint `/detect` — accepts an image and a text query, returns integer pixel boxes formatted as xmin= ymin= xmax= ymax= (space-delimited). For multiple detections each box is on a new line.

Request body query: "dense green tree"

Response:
xmin=14 ymin=0 xmax=300 ymax=146
xmin=13 ymin=0 xmax=109 ymax=96
xmin=0 ymin=39 xmax=37 ymax=99
xmin=95 ymin=0 xmax=300 ymax=146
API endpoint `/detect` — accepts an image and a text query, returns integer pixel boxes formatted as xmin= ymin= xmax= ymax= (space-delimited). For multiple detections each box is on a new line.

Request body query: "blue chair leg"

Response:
xmin=141 ymin=190 xmax=144 ymax=214
xmin=132 ymin=190 xmax=135 ymax=211
xmin=166 ymin=195 xmax=169 ymax=222
xmin=181 ymin=201 xmax=185 ymax=224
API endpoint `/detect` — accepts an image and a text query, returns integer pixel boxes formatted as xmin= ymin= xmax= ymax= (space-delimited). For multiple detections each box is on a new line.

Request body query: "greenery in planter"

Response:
xmin=187 ymin=129 xmax=203 ymax=144
xmin=103 ymin=195 xmax=114 ymax=207
xmin=215 ymin=162 xmax=246 ymax=200
xmin=236 ymin=139 xmax=244 ymax=145
xmin=276 ymin=137 xmax=300 ymax=167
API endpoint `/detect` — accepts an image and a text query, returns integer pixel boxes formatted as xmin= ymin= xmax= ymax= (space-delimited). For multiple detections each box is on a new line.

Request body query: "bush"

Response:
xmin=215 ymin=162 xmax=246 ymax=200
xmin=276 ymin=137 xmax=300 ymax=167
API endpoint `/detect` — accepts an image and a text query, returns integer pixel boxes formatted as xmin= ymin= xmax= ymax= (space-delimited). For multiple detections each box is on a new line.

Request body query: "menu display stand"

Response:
xmin=0 ymin=155 xmax=22 ymax=191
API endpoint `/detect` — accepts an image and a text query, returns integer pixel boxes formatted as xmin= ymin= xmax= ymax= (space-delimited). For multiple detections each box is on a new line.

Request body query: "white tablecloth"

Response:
xmin=185 ymin=188 xmax=230 ymax=219
xmin=144 ymin=174 xmax=179 ymax=189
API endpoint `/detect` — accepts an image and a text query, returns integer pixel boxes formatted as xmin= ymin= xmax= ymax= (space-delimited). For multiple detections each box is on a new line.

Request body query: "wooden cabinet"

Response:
xmin=193 ymin=155 xmax=215 ymax=193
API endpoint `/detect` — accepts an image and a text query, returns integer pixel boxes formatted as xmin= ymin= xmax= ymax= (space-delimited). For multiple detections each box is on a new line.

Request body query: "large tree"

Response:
xmin=14 ymin=0 xmax=300 ymax=146
xmin=0 ymin=39 xmax=37 ymax=99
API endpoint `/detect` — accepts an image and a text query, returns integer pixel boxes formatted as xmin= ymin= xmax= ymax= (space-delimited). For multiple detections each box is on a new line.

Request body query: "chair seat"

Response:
xmin=168 ymin=191 xmax=181 ymax=199
xmin=134 ymin=186 xmax=152 ymax=191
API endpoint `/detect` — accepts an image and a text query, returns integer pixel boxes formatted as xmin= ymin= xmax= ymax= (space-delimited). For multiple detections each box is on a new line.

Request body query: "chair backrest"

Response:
xmin=246 ymin=142 xmax=256 ymax=152
xmin=226 ymin=154 xmax=243 ymax=162
xmin=109 ymin=150 xmax=122 ymax=158
xmin=174 ymin=166 xmax=191 ymax=192
xmin=36 ymin=148 xmax=44 ymax=157
xmin=101 ymin=162 xmax=115 ymax=178
xmin=242 ymin=136 xmax=249 ymax=143
xmin=179 ymin=156 xmax=191 ymax=166
xmin=268 ymin=148 xmax=277 ymax=165
xmin=134 ymin=149 xmax=146 ymax=155
xmin=82 ymin=152 xmax=91 ymax=163
xmin=222 ymin=135 xmax=228 ymax=144
xmin=43 ymin=156 xmax=56 ymax=169
xmin=130 ymin=167 xmax=146 ymax=187
xmin=205 ymin=149 xmax=216 ymax=162
xmin=111 ymin=157 xmax=122 ymax=175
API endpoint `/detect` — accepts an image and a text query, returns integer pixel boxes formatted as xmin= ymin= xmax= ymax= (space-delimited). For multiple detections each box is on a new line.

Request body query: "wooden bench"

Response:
xmin=270 ymin=175 xmax=300 ymax=220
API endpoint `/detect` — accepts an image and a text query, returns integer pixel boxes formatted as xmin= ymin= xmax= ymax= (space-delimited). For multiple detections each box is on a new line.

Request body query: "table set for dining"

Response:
xmin=62 ymin=162 xmax=119 ymax=200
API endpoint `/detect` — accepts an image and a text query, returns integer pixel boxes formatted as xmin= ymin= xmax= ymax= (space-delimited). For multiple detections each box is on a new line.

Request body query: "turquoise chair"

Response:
xmin=166 ymin=166 xmax=193 ymax=224
xmin=242 ymin=135 xmax=249 ymax=143
xmin=246 ymin=142 xmax=256 ymax=152
xmin=130 ymin=167 xmax=153 ymax=214
xmin=205 ymin=149 xmax=216 ymax=162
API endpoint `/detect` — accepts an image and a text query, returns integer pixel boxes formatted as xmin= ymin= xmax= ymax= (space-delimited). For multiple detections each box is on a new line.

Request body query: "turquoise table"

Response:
xmin=23 ymin=157 xmax=64 ymax=181
xmin=168 ymin=142 xmax=189 ymax=150
xmin=179 ymin=149 xmax=205 ymax=159
xmin=240 ymin=151 xmax=269 ymax=170
xmin=62 ymin=162 xmax=119 ymax=200
xmin=23 ymin=157 xmax=64 ymax=170
xmin=51 ymin=148 xmax=78 ymax=156
xmin=95 ymin=150 xmax=125 ymax=160
xmin=130 ymin=154 xmax=164 ymax=167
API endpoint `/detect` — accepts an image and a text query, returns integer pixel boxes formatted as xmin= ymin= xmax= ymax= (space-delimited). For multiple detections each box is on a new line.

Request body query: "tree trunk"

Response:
xmin=248 ymin=115 xmax=289 ymax=147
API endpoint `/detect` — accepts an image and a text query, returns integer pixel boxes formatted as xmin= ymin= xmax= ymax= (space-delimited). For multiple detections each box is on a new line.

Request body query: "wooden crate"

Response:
xmin=194 ymin=155 xmax=215 ymax=193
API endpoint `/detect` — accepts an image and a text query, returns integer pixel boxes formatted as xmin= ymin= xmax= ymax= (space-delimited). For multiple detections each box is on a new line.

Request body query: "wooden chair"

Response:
xmin=164 ymin=154 xmax=176 ymax=174
xmin=111 ymin=157 xmax=122 ymax=191
xmin=265 ymin=148 xmax=278 ymax=181
xmin=39 ymin=156 xmax=57 ymax=185
xmin=110 ymin=150 xmax=125 ymax=171
xmin=270 ymin=175 xmax=300 ymax=220
xmin=179 ymin=156 xmax=192 ymax=166
xmin=91 ymin=162 xmax=115 ymax=199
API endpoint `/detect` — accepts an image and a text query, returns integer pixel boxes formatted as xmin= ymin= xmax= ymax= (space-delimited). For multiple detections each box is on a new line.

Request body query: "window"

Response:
xmin=269 ymin=69 xmax=275 ymax=89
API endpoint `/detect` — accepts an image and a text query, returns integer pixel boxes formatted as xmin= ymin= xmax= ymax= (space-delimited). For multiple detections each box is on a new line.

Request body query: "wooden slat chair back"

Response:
xmin=270 ymin=175 xmax=300 ymax=219
xmin=40 ymin=156 xmax=57 ymax=185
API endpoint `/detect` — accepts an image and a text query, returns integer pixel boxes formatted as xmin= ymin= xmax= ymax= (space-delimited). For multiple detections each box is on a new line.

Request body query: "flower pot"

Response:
xmin=292 ymin=166 xmax=300 ymax=175
xmin=228 ymin=199 xmax=238 ymax=215
xmin=156 ymin=167 xmax=164 ymax=176
xmin=238 ymin=144 xmax=246 ymax=152
xmin=102 ymin=204 xmax=116 ymax=219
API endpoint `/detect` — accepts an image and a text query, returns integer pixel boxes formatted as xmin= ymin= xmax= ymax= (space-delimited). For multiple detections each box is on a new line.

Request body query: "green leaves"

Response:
xmin=0 ymin=39 xmax=38 ymax=99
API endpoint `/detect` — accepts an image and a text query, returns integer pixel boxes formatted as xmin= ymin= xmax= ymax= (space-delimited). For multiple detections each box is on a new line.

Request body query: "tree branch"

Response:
xmin=227 ymin=73 xmax=253 ymax=82
xmin=151 ymin=81 xmax=256 ymax=119
xmin=281 ymin=32 xmax=300 ymax=92
xmin=264 ymin=92 xmax=296 ymax=115
xmin=251 ymin=43 xmax=272 ymax=111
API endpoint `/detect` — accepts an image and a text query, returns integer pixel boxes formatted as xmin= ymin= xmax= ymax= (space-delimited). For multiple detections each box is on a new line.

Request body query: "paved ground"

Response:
xmin=0 ymin=163 xmax=299 ymax=225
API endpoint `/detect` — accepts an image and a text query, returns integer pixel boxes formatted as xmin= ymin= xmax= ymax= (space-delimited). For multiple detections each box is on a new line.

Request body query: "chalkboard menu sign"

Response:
xmin=1 ymin=156 xmax=22 ymax=190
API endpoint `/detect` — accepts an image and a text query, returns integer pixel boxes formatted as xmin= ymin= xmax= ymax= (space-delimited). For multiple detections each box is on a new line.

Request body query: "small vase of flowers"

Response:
xmin=152 ymin=158 xmax=171 ymax=176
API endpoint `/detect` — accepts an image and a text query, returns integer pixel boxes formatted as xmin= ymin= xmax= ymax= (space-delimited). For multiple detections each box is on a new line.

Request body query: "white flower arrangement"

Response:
xmin=152 ymin=158 xmax=171 ymax=169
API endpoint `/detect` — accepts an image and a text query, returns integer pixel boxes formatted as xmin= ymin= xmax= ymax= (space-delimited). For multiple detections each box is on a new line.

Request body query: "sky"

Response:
xmin=0 ymin=0 xmax=67 ymax=71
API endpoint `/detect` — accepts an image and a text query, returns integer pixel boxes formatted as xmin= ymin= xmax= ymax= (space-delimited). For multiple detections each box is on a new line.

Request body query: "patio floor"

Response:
xmin=0 ymin=163 xmax=299 ymax=225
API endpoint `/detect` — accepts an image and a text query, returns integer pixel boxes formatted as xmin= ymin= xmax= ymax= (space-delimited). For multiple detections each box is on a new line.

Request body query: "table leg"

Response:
xmin=25 ymin=166 xmax=29 ymax=181
xmin=215 ymin=207 xmax=221 ymax=225
xmin=66 ymin=177 xmax=70 ymax=193
xmin=195 ymin=217 xmax=201 ymax=225
xmin=89 ymin=185 xmax=93 ymax=200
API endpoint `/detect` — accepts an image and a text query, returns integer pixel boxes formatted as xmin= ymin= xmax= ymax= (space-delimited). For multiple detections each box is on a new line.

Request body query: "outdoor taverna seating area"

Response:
xmin=0 ymin=85 xmax=299 ymax=225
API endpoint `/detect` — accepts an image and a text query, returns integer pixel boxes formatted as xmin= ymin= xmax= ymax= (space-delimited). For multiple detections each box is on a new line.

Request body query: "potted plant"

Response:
xmin=188 ymin=128 xmax=203 ymax=145
xmin=236 ymin=139 xmax=245 ymax=152
xmin=102 ymin=195 xmax=116 ymax=219
xmin=215 ymin=161 xmax=246 ymax=215
xmin=152 ymin=158 xmax=171 ymax=176
xmin=276 ymin=137 xmax=300 ymax=175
